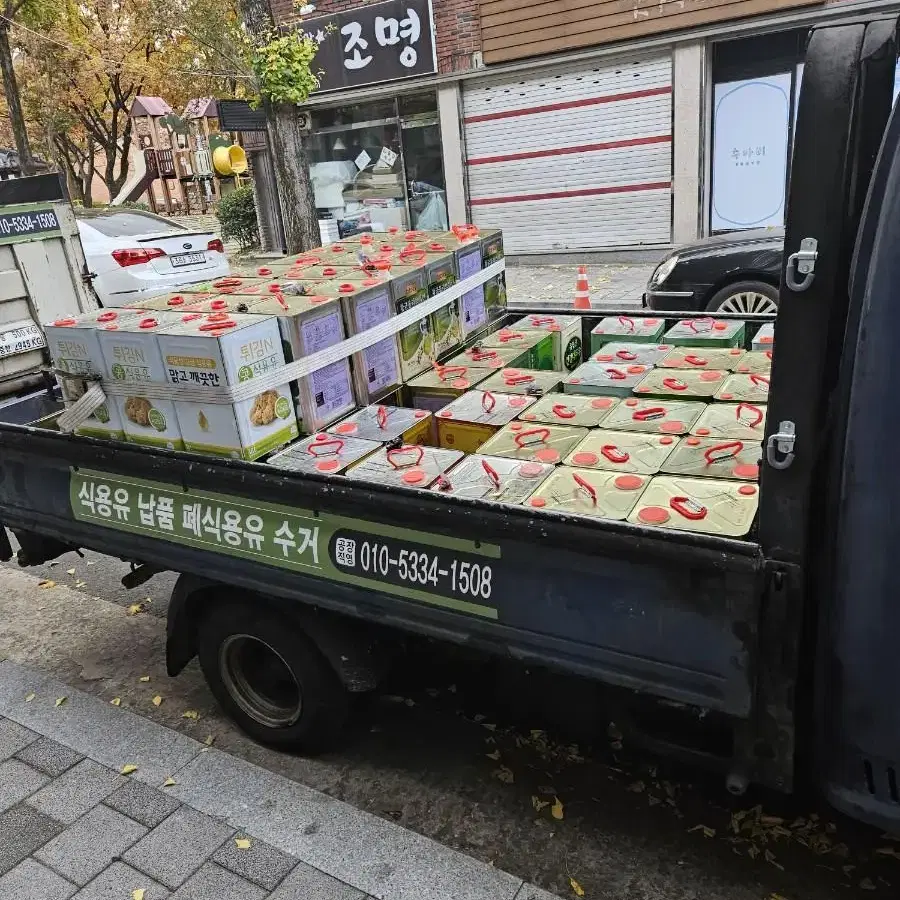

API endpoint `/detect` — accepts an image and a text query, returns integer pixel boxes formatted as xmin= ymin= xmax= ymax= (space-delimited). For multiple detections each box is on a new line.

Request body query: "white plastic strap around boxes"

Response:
xmin=56 ymin=260 xmax=506 ymax=434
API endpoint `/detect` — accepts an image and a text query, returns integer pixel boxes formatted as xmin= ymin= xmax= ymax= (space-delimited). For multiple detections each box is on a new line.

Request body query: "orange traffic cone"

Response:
xmin=573 ymin=265 xmax=591 ymax=309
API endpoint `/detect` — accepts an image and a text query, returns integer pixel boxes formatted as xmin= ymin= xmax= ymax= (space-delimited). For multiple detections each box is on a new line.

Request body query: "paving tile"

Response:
xmin=169 ymin=862 xmax=267 ymax=900
xmin=0 ymin=858 xmax=76 ymax=900
xmin=170 ymin=750 xmax=522 ymax=900
xmin=0 ymin=758 xmax=49 ymax=813
xmin=124 ymin=804 xmax=233 ymax=890
xmin=36 ymin=803 xmax=147 ymax=886
xmin=71 ymin=862 xmax=170 ymax=900
xmin=0 ymin=802 xmax=64 ymax=876
xmin=27 ymin=758 xmax=124 ymax=824
xmin=268 ymin=860 xmax=364 ymax=900
xmin=15 ymin=737 xmax=84 ymax=777
xmin=104 ymin=779 xmax=181 ymax=828
xmin=0 ymin=717 xmax=37 ymax=761
xmin=213 ymin=833 xmax=296 ymax=891
xmin=0 ymin=662 xmax=202 ymax=787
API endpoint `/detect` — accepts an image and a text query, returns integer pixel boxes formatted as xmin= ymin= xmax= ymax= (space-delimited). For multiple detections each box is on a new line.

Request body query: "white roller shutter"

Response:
xmin=462 ymin=54 xmax=673 ymax=253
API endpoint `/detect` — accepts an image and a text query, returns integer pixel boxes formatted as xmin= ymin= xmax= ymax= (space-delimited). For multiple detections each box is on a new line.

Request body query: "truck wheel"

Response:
xmin=196 ymin=603 xmax=349 ymax=752
xmin=706 ymin=280 xmax=779 ymax=314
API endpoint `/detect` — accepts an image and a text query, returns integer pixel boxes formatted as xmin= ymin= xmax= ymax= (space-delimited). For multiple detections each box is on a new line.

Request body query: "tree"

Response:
xmin=237 ymin=0 xmax=320 ymax=253
xmin=0 ymin=1 xmax=58 ymax=174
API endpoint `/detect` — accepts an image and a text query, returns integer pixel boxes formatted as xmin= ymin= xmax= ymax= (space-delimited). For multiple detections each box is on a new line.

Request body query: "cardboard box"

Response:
xmin=436 ymin=389 xmax=537 ymax=453
xmin=627 ymin=475 xmax=759 ymax=537
xmin=752 ymin=322 xmax=775 ymax=351
xmin=663 ymin=317 xmax=745 ymax=348
xmin=592 ymin=341 xmax=674 ymax=368
xmin=601 ymin=397 xmax=706 ymax=435
xmin=691 ymin=402 xmax=768 ymax=440
xmin=657 ymin=346 xmax=746 ymax=371
xmin=329 ymin=404 xmax=433 ymax=445
xmin=268 ymin=432 xmax=381 ymax=475
xmin=347 ymin=444 xmax=464 ymax=490
xmin=591 ymin=316 xmax=666 ymax=352
xmin=317 ymin=277 xmax=402 ymax=405
xmin=512 ymin=315 xmax=583 ymax=372
xmin=480 ymin=328 xmax=555 ymax=370
xmin=517 ymin=394 xmax=619 ymax=428
xmin=251 ymin=294 xmax=357 ymax=434
xmin=562 ymin=428 xmax=677 ymax=475
xmin=714 ymin=372 xmax=770 ymax=404
xmin=477 ymin=367 xmax=563 ymax=396
xmin=632 ymin=368 xmax=727 ymax=400
xmin=563 ymin=361 xmax=652 ymax=397
xmin=406 ymin=364 xmax=494 ymax=412
xmin=44 ymin=308 xmax=140 ymax=441
xmin=97 ymin=312 xmax=185 ymax=450
xmin=478 ymin=422 xmax=588 ymax=465
xmin=157 ymin=312 xmax=298 ymax=459
xmin=432 ymin=454 xmax=554 ymax=503
xmin=661 ymin=436 xmax=762 ymax=481
xmin=524 ymin=466 xmax=649 ymax=520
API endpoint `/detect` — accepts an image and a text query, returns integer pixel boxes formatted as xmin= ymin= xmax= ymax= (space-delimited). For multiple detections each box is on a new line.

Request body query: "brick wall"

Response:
xmin=270 ymin=0 xmax=481 ymax=74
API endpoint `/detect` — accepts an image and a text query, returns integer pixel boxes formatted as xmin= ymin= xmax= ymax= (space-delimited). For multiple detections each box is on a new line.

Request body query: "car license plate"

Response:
xmin=0 ymin=323 xmax=45 ymax=359
xmin=170 ymin=252 xmax=206 ymax=268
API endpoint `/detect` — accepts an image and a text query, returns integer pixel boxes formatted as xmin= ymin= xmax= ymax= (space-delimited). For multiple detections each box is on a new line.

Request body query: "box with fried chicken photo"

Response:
xmin=157 ymin=312 xmax=299 ymax=459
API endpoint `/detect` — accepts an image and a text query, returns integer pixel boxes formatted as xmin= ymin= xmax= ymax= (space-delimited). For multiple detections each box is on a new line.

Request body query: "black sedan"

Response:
xmin=644 ymin=228 xmax=783 ymax=314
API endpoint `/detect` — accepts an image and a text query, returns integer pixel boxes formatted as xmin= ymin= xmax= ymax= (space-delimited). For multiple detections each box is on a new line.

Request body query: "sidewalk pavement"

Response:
xmin=0 ymin=660 xmax=555 ymax=900
xmin=504 ymin=264 xmax=653 ymax=308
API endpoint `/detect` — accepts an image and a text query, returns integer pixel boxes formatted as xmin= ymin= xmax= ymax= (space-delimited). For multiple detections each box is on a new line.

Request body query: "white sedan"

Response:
xmin=77 ymin=209 xmax=230 ymax=307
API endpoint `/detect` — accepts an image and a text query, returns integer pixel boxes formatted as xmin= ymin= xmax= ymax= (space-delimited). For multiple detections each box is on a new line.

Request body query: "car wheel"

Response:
xmin=197 ymin=602 xmax=349 ymax=752
xmin=706 ymin=281 xmax=779 ymax=314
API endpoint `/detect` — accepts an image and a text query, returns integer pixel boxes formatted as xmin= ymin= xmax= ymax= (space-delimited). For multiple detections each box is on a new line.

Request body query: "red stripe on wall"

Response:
xmin=469 ymin=182 xmax=672 ymax=206
xmin=467 ymin=134 xmax=671 ymax=166
xmin=463 ymin=86 xmax=672 ymax=125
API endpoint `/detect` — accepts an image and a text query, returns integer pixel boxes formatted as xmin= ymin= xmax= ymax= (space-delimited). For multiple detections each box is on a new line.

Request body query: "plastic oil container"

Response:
xmin=691 ymin=402 xmax=767 ymax=441
xmin=627 ymin=476 xmax=759 ymax=537
xmin=714 ymin=373 xmax=770 ymax=404
xmin=268 ymin=433 xmax=381 ymax=475
xmin=431 ymin=454 xmax=554 ymax=503
xmin=601 ymin=397 xmax=706 ymax=435
xmin=436 ymin=389 xmax=537 ymax=452
xmin=517 ymin=394 xmax=619 ymax=428
xmin=525 ymin=466 xmax=649 ymax=521
xmin=563 ymin=428 xmax=678 ymax=475
xmin=328 ymin=404 xmax=433 ymax=446
xmin=661 ymin=436 xmax=762 ymax=481
xmin=632 ymin=368 xmax=727 ymax=400
xmin=478 ymin=422 xmax=588 ymax=465
xmin=663 ymin=317 xmax=745 ymax=348
xmin=563 ymin=361 xmax=652 ymax=397
xmin=347 ymin=444 xmax=464 ymax=490
xmin=590 ymin=315 xmax=665 ymax=352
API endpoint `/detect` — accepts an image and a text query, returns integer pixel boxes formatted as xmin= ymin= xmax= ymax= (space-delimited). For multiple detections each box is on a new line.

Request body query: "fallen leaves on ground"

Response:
xmin=235 ymin=837 xmax=251 ymax=850
xmin=860 ymin=878 xmax=877 ymax=891
xmin=688 ymin=824 xmax=716 ymax=839
xmin=182 ymin=710 xmax=199 ymax=720
xmin=55 ymin=697 xmax=66 ymax=707
xmin=75 ymin=581 xmax=86 ymax=588
xmin=551 ymin=797 xmax=564 ymax=820
xmin=38 ymin=580 xmax=56 ymax=589
xmin=138 ymin=676 xmax=150 ymax=682
xmin=493 ymin=765 xmax=514 ymax=784
xmin=876 ymin=846 xmax=900 ymax=861
xmin=152 ymin=695 xmax=163 ymax=707
xmin=110 ymin=698 xmax=121 ymax=707
xmin=121 ymin=764 xmax=138 ymax=775
xmin=163 ymin=777 xmax=177 ymax=787
xmin=66 ymin=568 xmax=76 ymax=576
xmin=204 ymin=734 xmax=215 ymax=746
xmin=127 ymin=601 xmax=148 ymax=616
xmin=24 ymin=693 xmax=35 ymax=702
xmin=532 ymin=796 xmax=549 ymax=812
xmin=485 ymin=749 xmax=501 ymax=761
xmin=569 ymin=876 xmax=585 ymax=896
xmin=132 ymin=890 xmax=145 ymax=900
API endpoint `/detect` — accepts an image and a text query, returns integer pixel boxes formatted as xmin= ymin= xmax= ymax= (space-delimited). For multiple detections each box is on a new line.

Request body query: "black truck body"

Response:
xmin=0 ymin=17 xmax=898 ymax=832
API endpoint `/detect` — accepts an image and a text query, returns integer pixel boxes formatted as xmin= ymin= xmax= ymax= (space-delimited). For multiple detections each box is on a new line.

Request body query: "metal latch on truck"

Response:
xmin=766 ymin=420 xmax=796 ymax=470
xmin=785 ymin=238 xmax=818 ymax=291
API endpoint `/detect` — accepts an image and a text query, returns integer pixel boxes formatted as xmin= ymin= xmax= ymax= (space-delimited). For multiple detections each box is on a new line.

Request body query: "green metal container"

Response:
xmin=563 ymin=428 xmax=677 ymax=475
xmin=714 ymin=372 xmax=771 ymax=403
xmin=590 ymin=316 xmax=666 ymax=352
xmin=407 ymin=365 xmax=494 ymax=412
xmin=436 ymin=390 xmax=537 ymax=453
xmin=328 ymin=404 xmax=433 ymax=446
xmin=432 ymin=454 xmax=554 ymax=503
xmin=691 ymin=402 xmax=768 ymax=441
xmin=390 ymin=265 xmax=433 ymax=381
xmin=663 ymin=317 xmax=746 ymax=348
xmin=626 ymin=475 xmax=759 ymax=537
xmin=752 ymin=322 xmax=775 ymax=351
xmin=524 ymin=466 xmax=650 ymax=521
xmin=511 ymin=315 xmax=583 ymax=372
xmin=632 ymin=368 xmax=728 ymax=400
xmin=444 ymin=344 xmax=530 ymax=371
xmin=658 ymin=346 xmax=746 ymax=371
xmin=478 ymin=422 xmax=589 ymax=465
xmin=734 ymin=351 xmax=772 ymax=375
xmin=268 ymin=433 xmax=381 ymax=475
xmin=483 ymin=272 xmax=508 ymax=321
xmin=478 ymin=368 xmax=564 ymax=396
xmin=517 ymin=394 xmax=618 ymax=428
xmin=601 ymin=398 xmax=706 ymax=435
xmin=480 ymin=328 xmax=556 ymax=370
xmin=563 ymin=361 xmax=652 ymax=397
xmin=591 ymin=341 xmax=673 ymax=368
xmin=661 ymin=436 xmax=762 ymax=480
xmin=347 ymin=444 xmax=465 ymax=489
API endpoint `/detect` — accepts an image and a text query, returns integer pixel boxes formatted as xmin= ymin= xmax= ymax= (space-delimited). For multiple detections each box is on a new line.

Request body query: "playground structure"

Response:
xmin=122 ymin=96 xmax=250 ymax=215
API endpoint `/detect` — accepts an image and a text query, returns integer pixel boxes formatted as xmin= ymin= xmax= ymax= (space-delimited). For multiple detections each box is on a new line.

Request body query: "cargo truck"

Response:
xmin=1 ymin=15 xmax=899 ymax=834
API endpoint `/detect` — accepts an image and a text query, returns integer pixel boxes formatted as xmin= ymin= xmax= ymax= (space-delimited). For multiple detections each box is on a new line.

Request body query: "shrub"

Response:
xmin=216 ymin=185 xmax=259 ymax=250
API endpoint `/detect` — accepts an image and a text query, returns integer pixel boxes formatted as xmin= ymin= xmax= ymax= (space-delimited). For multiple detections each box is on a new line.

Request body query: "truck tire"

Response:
xmin=196 ymin=603 xmax=349 ymax=753
xmin=705 ymin=280 xmax=779 ymax=314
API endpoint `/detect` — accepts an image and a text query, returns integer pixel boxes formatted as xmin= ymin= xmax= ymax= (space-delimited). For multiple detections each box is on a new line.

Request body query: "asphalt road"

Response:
xmin=1 ymin=541 xmax=897 ymax=900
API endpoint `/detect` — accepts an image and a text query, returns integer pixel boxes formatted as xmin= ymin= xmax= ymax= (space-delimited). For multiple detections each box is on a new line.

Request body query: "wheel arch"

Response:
xmin=701 ymin=269 xmax=780 ymax=307
xmin=166 ymin=573 xmax=386 ymax=693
